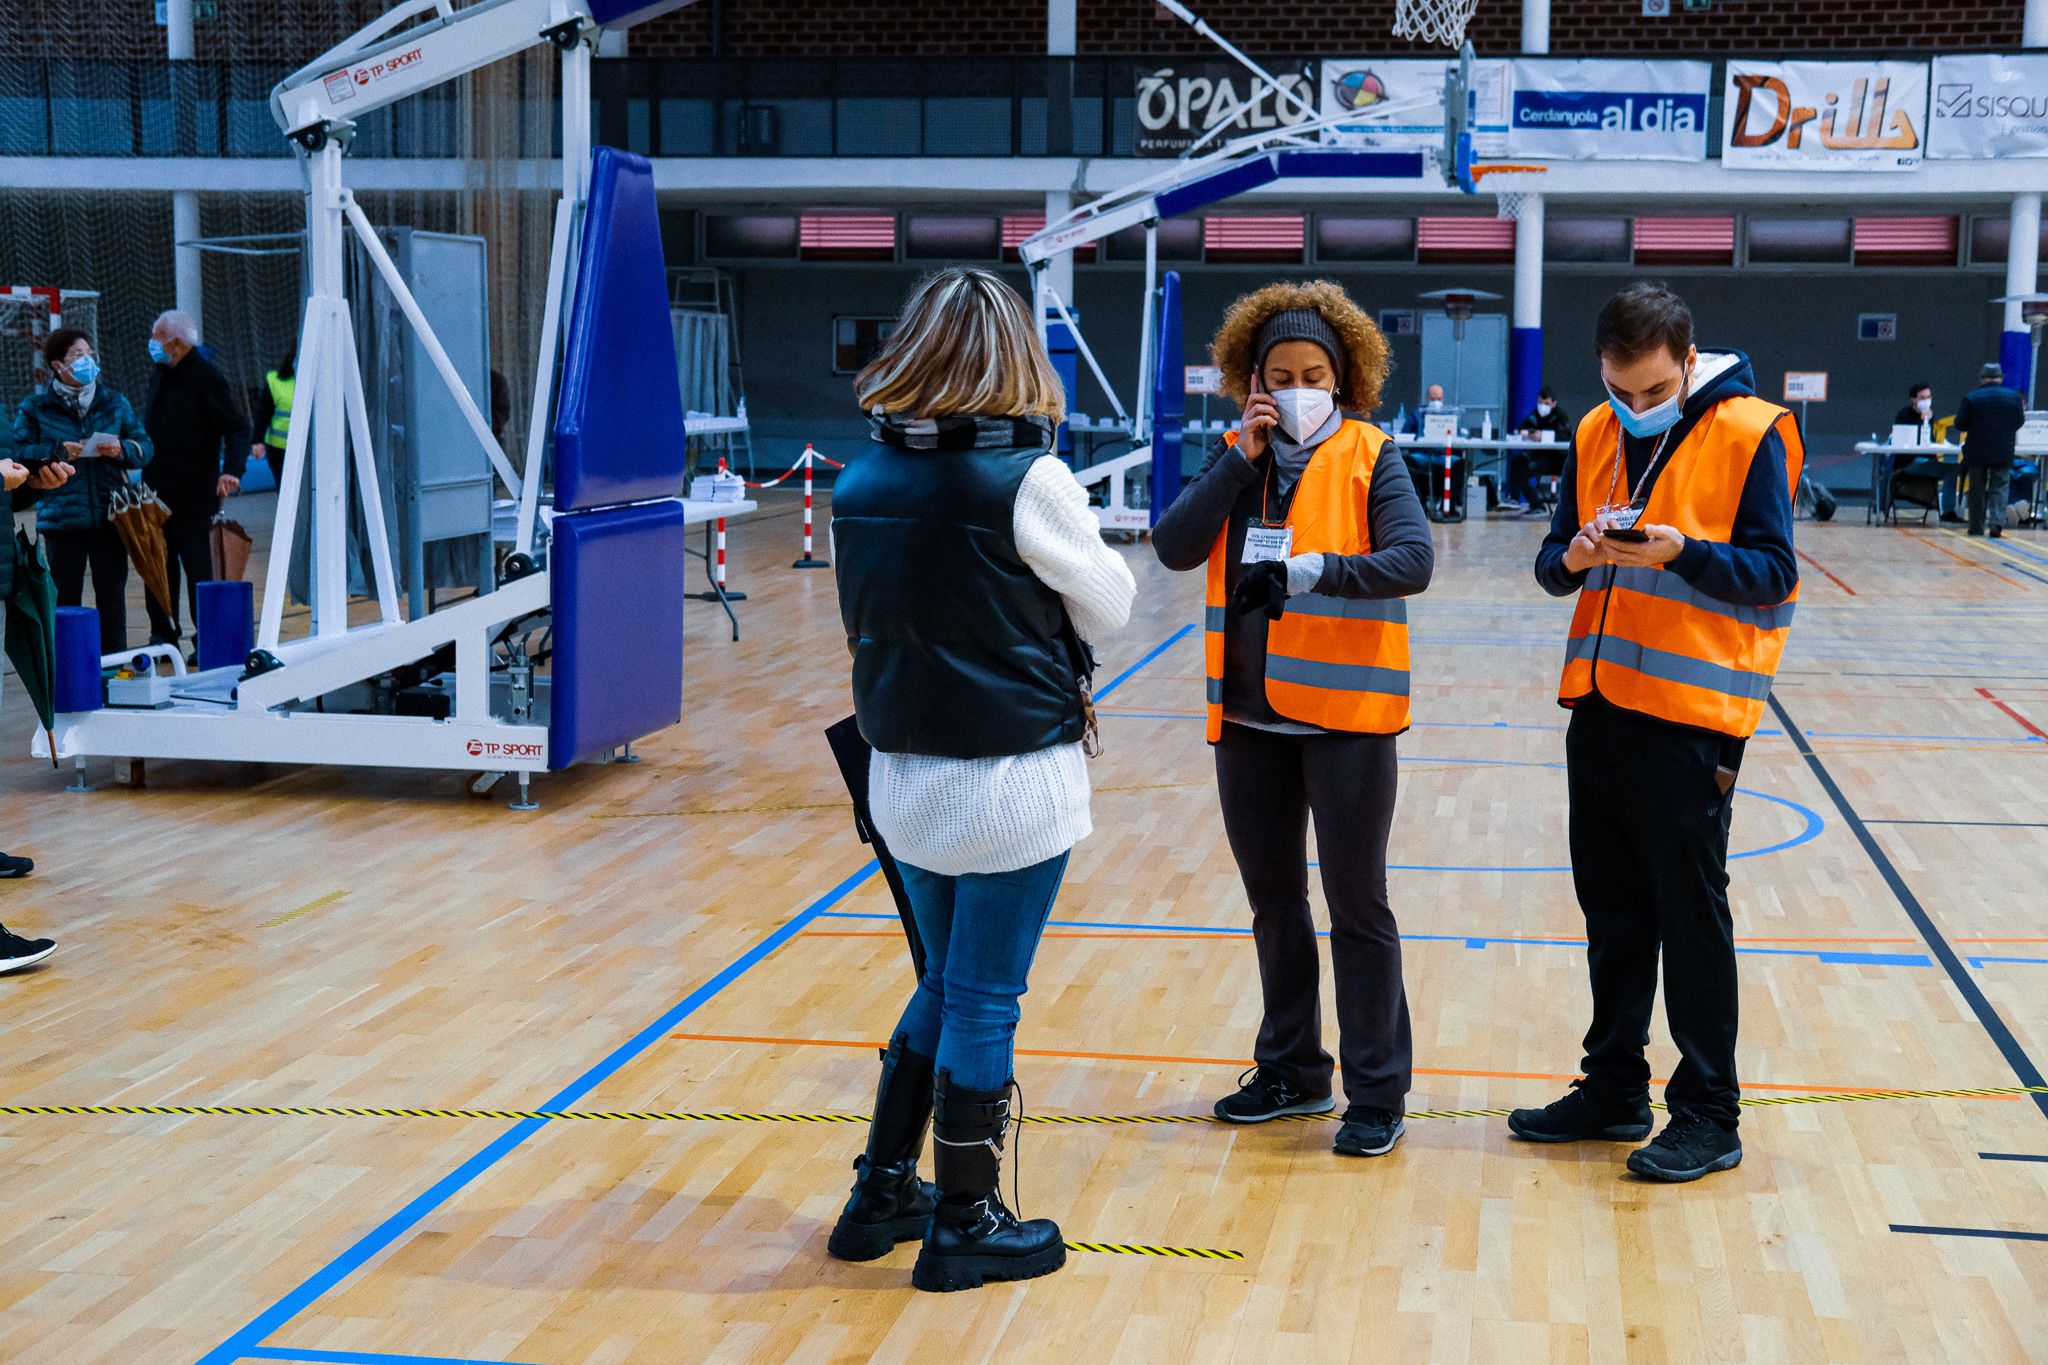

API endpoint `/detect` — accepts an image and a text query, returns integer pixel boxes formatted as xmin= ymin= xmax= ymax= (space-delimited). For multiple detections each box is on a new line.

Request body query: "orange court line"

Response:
xmin=1795 ymin=547 xmax=1858 ymax=596
xmin=1899 ymin=528 xmax=2028 ymax=589
xmin=664 ymin=1032 xmax=2014 ymax=1098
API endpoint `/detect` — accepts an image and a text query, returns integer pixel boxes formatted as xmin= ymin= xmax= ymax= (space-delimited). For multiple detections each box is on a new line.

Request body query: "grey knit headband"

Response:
xmin=1254 ymin=308 xmax=1344 ymax=389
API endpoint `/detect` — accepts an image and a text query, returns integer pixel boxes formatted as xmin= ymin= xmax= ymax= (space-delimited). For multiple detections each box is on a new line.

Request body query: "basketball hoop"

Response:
xmin=1472 ymin=163 xmax=1548 ymax=223
xmin=1393 ymin=0 xmax=1482 ymax=47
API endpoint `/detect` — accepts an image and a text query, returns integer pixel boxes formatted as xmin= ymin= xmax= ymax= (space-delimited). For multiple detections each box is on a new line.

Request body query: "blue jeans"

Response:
xmin=892 ymin=852 xmax=1069 ymax=1091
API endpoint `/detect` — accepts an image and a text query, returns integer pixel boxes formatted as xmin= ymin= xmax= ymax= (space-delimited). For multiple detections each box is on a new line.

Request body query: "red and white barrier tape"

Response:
xmin=745 ymin=445 xmax=845 ymax=490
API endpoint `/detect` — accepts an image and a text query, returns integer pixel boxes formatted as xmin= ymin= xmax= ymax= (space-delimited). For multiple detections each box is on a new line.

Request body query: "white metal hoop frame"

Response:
xmin=1392 ymin=0 xmax=1482 ymax=48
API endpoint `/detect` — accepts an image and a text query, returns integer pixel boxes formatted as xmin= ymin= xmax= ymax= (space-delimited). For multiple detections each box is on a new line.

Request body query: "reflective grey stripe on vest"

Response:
xmin=1205 ymin=605 xmax=1229 ymax=632
xmin=1283 ymin=593 xmax=1408 ymax=624
xmin=1566 ymin=633 xmax=1774 ymax=702
xmin=1265 ymin=654 xmax=1411 ymax=698
xmin=1600 ymin=565 xmax=1795 ymax=632
xmin=1206 ymin=677 xmax=1224 ymax=703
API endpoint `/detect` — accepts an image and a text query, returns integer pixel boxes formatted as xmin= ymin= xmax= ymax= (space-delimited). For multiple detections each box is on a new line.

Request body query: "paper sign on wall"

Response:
xmin=1783 ymin=371 xmax=1829 ymax=402
xmin=1321 ymin=57 xmax=1509 ymax=158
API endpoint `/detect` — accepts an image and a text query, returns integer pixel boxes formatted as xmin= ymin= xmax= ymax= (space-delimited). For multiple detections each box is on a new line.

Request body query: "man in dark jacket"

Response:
xmin=1956 ymin=362 xmax=2027 ymax=538
xmin=143 ymin=310 xmax=250 ymax=646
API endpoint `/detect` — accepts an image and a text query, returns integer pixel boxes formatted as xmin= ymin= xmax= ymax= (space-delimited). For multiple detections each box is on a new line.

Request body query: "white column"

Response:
xmin=2027 ymin=0 xmax=2048 ymax=49
xmin=1047 ymin=0 xmax=1076 ymax=56
xmin=1522 ymin=0 xmax=1550 ymax=55
xmin=167 ymin=0 xmax=202 ymax=330
xmin=1043 ymin=190 xmax=1074 ymax=308
xmin=2006 ymin=193 xmax=2040 ymax=336
xmin=1514 ymin=195 xmax=1545 ymax=329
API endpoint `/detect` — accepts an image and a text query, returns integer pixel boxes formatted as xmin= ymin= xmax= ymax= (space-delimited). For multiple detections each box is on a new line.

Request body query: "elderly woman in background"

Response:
xmin=11 ymin=328 xmax=150 ymax=655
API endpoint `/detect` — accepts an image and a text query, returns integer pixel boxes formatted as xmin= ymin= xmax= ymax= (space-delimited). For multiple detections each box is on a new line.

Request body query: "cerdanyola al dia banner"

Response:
xmin=1506 ymin=59 xmax=1710 ymax=161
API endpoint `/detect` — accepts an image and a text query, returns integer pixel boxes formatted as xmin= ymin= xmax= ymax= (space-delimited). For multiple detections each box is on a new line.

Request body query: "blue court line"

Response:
xmin=814 ymin=911 xmax=2048 ymax=970
xmin=1889 ymin=1224 xmax=2048 ymax=1243
xmin=1094 ymin=623 xmax=1195 ymax=700
xmin=198 ymin=861 xmax=882 ymax=1365
xmin=199 ymin=622 xmax=1194 ymax=1365
xmin=241 ymin=1349 xmax=541 ymax=1365
xmin=1771 ymin=696 xmax=2048 ymax=1129
xmin=1979 ymin=1152 xmax=2048 ymax=1163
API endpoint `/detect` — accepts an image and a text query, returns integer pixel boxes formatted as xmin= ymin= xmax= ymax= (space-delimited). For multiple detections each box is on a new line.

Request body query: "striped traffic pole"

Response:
xmin=792 ymin=444 xmax=829 ymax=569
xmin=691 ymin=458 xmax=747 ymax=603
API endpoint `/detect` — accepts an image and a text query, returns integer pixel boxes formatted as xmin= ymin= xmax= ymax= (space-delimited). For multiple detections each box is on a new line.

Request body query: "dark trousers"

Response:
xmin=1215 ymin=721 xmax=1410 ymax=1112
xmin=1566 ymin=699 xmax=1741 ymax=1128
xmin=1966 ymin=463 xmax=2013 ymax=535
xmin=146 ymin=514 xmax=213 ymax=646
xmin=44 ymin=524 xmax=129 ymax=655
xmin=264 ymin=444 xmax=286 ymax=488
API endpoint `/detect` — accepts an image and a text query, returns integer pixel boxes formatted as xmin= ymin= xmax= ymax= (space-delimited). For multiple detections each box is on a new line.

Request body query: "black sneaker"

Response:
xmin=1332 ymin=1106 xmax=1405 ymax=1157
xmin=0 ymin=852 xmax=31 ymax=879
xmin=1507 ymin=1083 xmax=1652 ymax=1144
xmin=1627 ymin=1110 xmax=1741 ymax=1182
xmin=0 ymin=925 xmax=56 ymax=975
xmin=1213 ymin=1066 xmax=1335 ymax=1123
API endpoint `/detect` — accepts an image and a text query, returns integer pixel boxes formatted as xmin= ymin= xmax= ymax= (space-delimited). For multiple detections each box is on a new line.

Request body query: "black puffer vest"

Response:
xmin=832 ymin=441 xmax=1087 ymax=758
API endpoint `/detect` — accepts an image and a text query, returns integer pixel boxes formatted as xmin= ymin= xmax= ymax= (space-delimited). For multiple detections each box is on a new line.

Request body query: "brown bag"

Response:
xmin=210 ymin=514 xmax=253 ymax=581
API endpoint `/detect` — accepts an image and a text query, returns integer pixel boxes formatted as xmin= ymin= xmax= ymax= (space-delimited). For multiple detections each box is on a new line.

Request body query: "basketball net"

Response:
xmin=1473 ymin=166 xmax=1548 ymax=223
xmin=1392 ymin=0 xmax=1482 ymax=47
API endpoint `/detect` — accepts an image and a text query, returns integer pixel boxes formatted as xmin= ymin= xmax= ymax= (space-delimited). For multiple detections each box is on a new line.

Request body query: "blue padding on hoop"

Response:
xmin=585 ymin=0 xmax=693 ymax=28
xmin=1155 ymin=156 xmax=1279 ymax=220
xmin=554 ymin=146 xmax=688 ymax=513
xmin=1272 ymin=149 xmax=1426 ymax=181
xmin=547 ymin=499 xmax=686 ymax=769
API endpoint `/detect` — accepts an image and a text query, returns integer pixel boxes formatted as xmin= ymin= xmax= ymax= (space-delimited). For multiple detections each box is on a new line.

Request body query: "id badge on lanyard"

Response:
xmin=1242 ymin=524 xmax=1294 ymax=563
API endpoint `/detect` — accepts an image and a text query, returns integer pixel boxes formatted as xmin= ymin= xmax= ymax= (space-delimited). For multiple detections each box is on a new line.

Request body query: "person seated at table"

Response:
xmin=1894 ymin=382 xmax=1933 ymax=432
xmin=1505 ymin=385 xmax=1571 ymax=513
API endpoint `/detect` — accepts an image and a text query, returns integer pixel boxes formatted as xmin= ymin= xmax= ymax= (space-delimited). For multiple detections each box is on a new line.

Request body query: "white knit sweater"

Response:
xmin=865 ymin=455 xmax=1136 ymax=876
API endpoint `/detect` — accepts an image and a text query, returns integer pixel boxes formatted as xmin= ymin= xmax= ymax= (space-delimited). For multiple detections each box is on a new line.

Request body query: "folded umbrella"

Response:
xmin=108 ymin=484 xmax=174 ymax=616
xmin=824 ymin=714 xmax=925 ymax=979
xmin=4 ymin=527 xmax=61 ymax=767
xmin=210 ymin=513 xmax=253 ymax=582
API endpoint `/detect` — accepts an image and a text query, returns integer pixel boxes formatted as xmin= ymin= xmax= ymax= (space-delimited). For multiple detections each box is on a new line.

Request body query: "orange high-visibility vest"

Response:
xmin=1203 ymin=420 xmax=1412 ymax=742
xmin=1558 ymin=395 xmax=1804 ymax=739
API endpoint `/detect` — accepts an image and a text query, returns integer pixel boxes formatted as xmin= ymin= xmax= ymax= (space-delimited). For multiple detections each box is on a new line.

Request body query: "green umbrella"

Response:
xmin=5 ymin=527 xmax=60 ymax=767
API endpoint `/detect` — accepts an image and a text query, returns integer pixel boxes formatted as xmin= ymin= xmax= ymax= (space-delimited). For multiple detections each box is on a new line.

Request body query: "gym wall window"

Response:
xmin=833 ymin=316 xmax=897 ymax=376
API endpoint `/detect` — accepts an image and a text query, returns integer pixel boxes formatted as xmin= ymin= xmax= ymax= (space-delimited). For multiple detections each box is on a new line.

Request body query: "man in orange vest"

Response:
xmin=1508 ymin=283 xmax=1801 ymax=1182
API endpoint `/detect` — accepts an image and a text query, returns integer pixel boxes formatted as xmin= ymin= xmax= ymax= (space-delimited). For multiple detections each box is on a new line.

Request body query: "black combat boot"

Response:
xmin=826 ymin=1032 xmax=937 ymax=1261
xmin=910 ymin=1070 xmax=1066 ymax=1292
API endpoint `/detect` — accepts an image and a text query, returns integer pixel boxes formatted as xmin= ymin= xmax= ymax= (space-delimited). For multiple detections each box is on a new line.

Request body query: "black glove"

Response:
xmin=1227 ymin=559 xmax=1289 ymax=620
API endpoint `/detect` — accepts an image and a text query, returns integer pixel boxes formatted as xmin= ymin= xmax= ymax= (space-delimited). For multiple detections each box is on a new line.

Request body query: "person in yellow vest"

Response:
xmin=1509 ymin=282 xmax=1801 ymax=1182
xmin=1154 ymin=282 xmax=1433 ymax=1159
xmin=249 ymin=346 xmax=295 ymax=487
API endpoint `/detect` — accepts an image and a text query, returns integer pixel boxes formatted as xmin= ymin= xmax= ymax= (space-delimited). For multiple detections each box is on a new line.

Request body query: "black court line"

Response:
xmin=1979 ymin=1152 xmax=2048 ymax=1163
xmin=1865 ymin=820 xmax=2048 ymax=830
xmin=1768 ymin=695 xmax=2048 ymax=1128
xmin=1890 ymin=1224 xmax=2048 ymax=1244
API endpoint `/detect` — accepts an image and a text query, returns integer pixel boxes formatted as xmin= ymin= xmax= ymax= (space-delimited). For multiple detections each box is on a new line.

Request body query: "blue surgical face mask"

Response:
xmin=65 ymin=353 xmax=99 ymax=386
xmin=148 ymin=339 xmax=170 ymax=366
xmin=1606 ymin=362 xmax=1691 ymax=439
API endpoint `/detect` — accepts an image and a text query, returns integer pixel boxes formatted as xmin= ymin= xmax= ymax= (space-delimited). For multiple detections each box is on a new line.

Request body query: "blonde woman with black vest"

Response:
xmin=1153 ymin=281 xmax=1433 ymax=1160
xmin=827 ymin=267 xmax=1135 ymax=1290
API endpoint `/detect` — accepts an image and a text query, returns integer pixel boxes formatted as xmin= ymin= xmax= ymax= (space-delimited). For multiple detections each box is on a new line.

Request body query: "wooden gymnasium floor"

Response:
xmin=3 ymin=489 xmax=2047 ymax=1364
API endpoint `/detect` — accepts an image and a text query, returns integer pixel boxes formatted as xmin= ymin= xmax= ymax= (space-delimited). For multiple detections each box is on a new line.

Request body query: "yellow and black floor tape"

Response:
xmin=1066 ymin=1242 xmax=1243 ymax=1259
xmin=2 ymin=1083 xmax=2044 ymax=1127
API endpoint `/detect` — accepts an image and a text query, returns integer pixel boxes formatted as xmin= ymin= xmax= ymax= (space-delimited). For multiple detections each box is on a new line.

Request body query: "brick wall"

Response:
xmin=631 ymin=0 xmax=2024 ymax=58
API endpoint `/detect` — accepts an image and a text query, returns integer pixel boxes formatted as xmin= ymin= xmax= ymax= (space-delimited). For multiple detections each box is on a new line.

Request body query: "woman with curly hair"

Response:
xmin=1153 ymin=279 xmax=1432 ymax=1159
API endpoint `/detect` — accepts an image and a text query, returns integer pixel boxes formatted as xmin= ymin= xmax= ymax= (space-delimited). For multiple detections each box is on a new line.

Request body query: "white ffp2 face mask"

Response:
xmin=1271 ymin=387 xmax=1335 ymax=443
